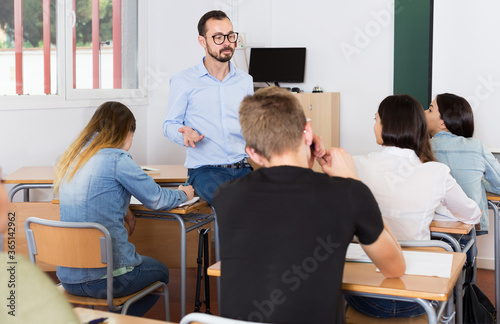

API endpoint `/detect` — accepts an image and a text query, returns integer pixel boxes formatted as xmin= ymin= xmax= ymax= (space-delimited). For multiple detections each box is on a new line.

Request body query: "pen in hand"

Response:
xmin=184 ymin=176 xmax=189 ymax=186
xmin=310 ymin=142 xmax=328 ymax=163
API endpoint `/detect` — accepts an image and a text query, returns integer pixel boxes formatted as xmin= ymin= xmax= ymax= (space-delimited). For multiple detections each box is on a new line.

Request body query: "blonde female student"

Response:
xmin=346 ymin=94 xmax=481 ymax=318
xmin=54 ymin=101 xmax=194 ymax=317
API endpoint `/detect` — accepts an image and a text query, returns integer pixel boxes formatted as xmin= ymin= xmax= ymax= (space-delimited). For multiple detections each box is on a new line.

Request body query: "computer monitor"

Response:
xmin=248 ymin=47 xmax=306 ymax=85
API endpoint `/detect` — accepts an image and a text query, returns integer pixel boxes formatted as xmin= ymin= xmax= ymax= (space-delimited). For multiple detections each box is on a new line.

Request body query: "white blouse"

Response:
xmin=354 ymin=146 xmax=481 ymax=241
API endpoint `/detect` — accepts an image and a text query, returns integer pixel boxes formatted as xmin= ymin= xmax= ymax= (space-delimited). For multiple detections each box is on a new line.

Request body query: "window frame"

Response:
xmin=0 ymin=0 xmax=148 ymax=111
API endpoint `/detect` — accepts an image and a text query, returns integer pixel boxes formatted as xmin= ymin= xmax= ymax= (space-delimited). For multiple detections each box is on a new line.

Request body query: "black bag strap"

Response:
xmin=194 ymin=228 xmax=204 ymax=312
xmin=203 ymin=228 xmax=211 ymax=313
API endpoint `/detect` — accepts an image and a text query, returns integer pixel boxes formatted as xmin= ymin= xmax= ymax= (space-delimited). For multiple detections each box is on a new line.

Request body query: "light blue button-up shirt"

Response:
xmin=431 ymin=131 xmax=500 ymax=232
xmin=57 ymin=148 xmax=187 ymax=284
xmin=163 ymin=58 xmax=254 ymax=169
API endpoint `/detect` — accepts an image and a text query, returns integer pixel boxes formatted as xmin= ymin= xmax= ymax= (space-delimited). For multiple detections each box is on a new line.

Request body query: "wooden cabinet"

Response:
xmin=294 ymin=92 xmax=340 ymax=171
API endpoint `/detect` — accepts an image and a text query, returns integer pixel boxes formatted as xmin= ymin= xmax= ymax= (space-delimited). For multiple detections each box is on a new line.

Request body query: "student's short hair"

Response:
xmin=239 ymin=86 xmax=307 ymax=161
xmin=379 ymin=94 xmax=436 ymax=163
xmin=197 ymin=10 xmax=230 ymax=36
xmin=436 ymin=93 xmax=474 ymax=138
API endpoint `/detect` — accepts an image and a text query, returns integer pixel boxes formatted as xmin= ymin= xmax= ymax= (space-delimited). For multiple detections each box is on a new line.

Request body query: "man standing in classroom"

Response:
xmin=163 ymin=10 xmax=254 ymax=205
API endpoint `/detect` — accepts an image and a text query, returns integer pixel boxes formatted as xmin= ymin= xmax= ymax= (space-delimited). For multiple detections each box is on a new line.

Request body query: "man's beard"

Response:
xmin=207 ymin=44 xmax=234 ymax=63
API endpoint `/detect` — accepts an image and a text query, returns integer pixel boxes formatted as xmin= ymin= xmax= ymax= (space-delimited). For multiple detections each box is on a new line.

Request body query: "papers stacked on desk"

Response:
xmin=346 ymin=243 xmax=453 ymax=278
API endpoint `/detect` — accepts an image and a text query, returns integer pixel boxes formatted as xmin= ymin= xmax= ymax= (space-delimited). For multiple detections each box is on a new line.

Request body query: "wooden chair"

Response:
xmin=345 ymin=240 xmax=454 ymax=324
xmin=24 ymin=217 xmax=170 ymax=320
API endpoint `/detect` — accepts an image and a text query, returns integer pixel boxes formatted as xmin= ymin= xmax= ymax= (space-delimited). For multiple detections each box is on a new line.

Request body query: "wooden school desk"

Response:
xmin=4 ymin=165 xmax=188 ymax=201
xmin=208 ymin=251 xmax=466 ymax=324
xmin=4 ymin=166 xmax=55 ymax=201
xmin=487 ymin=192 xmax=500 ymax=323
xmin=130 ymin=200 xmax=215 ymax=318
xmin=74 ymin=307 xmax=176 ymax=324
xmin=430 ymin=220 xmax=477 ymax=287
xmin=430 ymin=220 xmax=476 ymax=254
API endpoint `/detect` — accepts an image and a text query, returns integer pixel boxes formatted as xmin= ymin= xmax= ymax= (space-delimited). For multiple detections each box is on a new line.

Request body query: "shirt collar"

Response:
xmin=433 ymin=130 xmax=455 ymax=138
xmin=382 ymin=146 xmax=420 ymax=162
xmin=195 ymin=57 xmax=235 ymax=79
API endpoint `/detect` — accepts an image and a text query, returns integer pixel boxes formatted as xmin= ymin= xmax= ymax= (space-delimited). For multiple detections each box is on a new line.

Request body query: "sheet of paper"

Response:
xmin=346 ymin=243 xmax=371 ymax=263
xmin=348 ymin=243 xmax=453 ymax=278
xmin=130 ymin=195 xmax=141 ymax=205
xmin=141 ymin=166 xmax=161 ymax=174
xmin=401 ymin=250 xmax=453 ymax=278
xmin=177 ymin=196 xmax=200 ymax=207
xmin=130 ymin=196 xmax=200 ymax=207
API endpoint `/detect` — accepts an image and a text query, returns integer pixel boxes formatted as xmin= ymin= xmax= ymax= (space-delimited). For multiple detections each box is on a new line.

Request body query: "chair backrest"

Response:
xmin=399 ymin=239 xmax=453 ymax=252
xmin=5 ymin=202 xmax=61 ymax=271
xmin=180 ymin=313 xmax=270 ymax=324
xmin=24 ymin=217 xmax=113 ymax=274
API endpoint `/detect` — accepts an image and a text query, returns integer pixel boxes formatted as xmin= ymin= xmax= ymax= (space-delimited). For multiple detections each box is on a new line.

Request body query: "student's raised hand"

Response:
xmin=308 ymin=134 xmax=326 ymax=169
xmin=318 ymin=147 xmax=359 ymax=180
xmin=178 ymin=184 xmax=195 ymax=200
xmin=312 ymin=134 xmax=326 ymax=157
xmin=179 ymin=126 xmax=204 ymax=148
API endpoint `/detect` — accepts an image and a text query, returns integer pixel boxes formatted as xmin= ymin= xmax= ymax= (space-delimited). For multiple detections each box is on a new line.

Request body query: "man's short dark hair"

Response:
xmin=197 ymin=10 xmax=230 ymax=36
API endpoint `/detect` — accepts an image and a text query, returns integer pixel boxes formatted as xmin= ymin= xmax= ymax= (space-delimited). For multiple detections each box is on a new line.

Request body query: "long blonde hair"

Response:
xmin=54 ymin=101 xmax=136 ymax=194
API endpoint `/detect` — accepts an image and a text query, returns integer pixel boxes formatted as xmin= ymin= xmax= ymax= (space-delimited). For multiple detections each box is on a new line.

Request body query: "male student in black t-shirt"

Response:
xmin=212 ymin=86 xmax=405 ymax=324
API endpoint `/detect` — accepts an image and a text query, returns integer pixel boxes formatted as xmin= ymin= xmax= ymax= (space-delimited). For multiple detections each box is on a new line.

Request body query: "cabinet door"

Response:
xmin=310 ymin=92 xmax=340 ymax=149
xmin=294 ymin=93 xmax=313 ymax=122
xmin=294 ymin=92 xmax=340 ymax=172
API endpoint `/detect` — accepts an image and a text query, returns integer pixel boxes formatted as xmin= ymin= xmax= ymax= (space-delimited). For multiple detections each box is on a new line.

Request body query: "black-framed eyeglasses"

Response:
xmin=206 ymin=32 xmax=239 ymax=45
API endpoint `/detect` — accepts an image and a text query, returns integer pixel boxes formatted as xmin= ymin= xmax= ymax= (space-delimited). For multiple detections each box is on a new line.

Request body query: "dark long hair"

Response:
xmin=378 ymin=95 xmax=436 ymax=163
xmin=436 ymin=93 xmax=474 ymax=138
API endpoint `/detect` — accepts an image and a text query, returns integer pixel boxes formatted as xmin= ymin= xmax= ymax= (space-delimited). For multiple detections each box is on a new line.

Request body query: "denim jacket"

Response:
xmin=431 ymin=131 xmax=500 ymax=232
xmin=57 ymin=148 xmax=187 ymax=284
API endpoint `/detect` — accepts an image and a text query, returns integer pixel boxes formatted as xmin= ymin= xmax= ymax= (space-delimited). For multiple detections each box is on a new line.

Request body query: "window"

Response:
xmin=0 ymin=0 xmax=146 ymax=109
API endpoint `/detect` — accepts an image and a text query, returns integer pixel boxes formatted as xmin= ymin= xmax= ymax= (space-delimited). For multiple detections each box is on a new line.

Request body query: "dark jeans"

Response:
xmin=345 ymin=295 xmax=426 ymax=318
xmin=188 ymin=165 xmax=252 ymax=205
xmin=62 ymin=256 xmax=169 ymax=317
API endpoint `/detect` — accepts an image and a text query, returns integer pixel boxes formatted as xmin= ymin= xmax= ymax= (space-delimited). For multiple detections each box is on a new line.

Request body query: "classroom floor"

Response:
xmin=45 ymin=267 xmax=496 ymax=323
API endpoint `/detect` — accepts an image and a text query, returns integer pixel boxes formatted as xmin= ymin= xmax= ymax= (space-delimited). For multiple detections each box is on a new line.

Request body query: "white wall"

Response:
xmin=433 ymin=0 xmax=500 ymax=152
